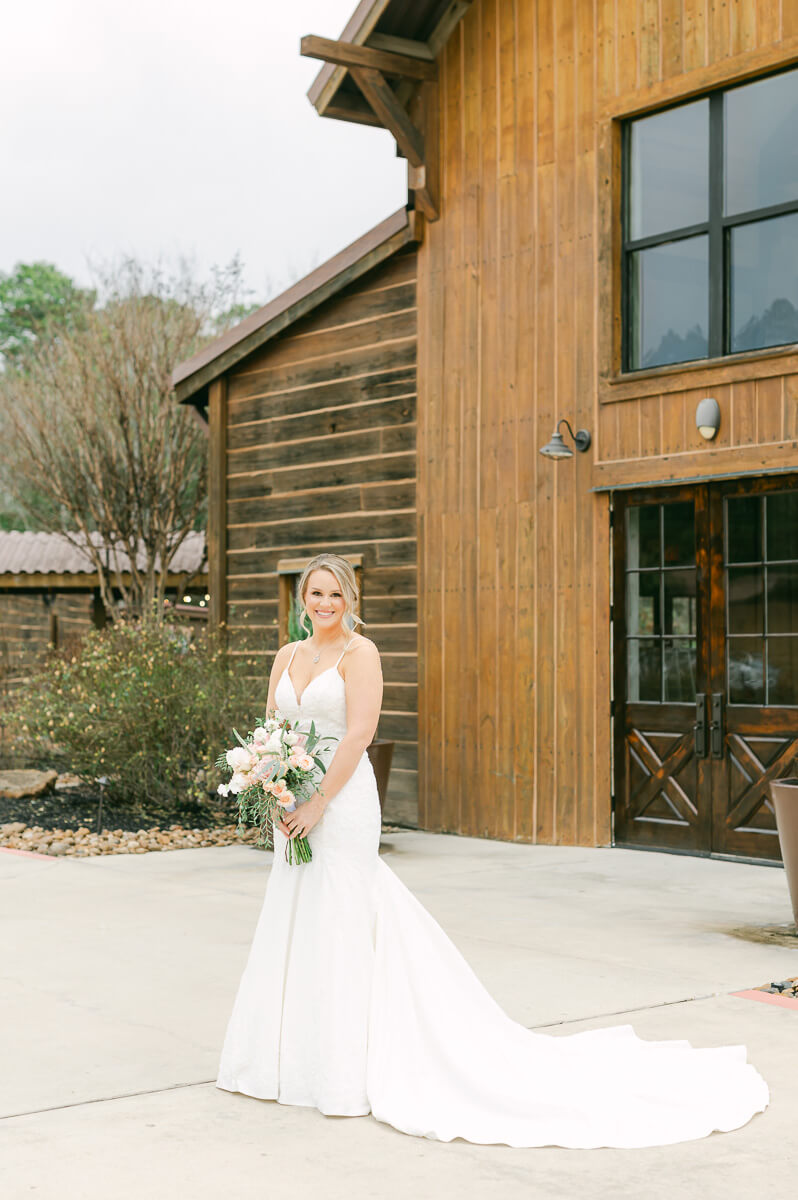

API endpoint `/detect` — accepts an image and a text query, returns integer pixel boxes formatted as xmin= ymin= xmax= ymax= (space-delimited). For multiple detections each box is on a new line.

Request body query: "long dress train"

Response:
xmin=215 ymin=643 xmax=768 ymax=1149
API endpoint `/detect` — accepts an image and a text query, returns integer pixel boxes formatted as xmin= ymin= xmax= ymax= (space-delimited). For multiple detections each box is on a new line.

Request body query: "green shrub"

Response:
xmin=6 ymin=619 xmax=261 ymax=811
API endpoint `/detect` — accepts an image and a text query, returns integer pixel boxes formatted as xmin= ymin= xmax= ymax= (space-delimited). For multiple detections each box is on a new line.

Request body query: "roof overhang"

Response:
xmin=172 ymin=206 xmax=421 ymax=410
xmin=306 ymin=1 xmax=472 ymax=125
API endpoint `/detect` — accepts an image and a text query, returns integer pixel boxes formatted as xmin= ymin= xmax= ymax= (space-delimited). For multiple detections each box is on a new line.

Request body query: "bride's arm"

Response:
xmin=281 ymin=638 xmax=383 ymax=838
xmin=266 ymin=643 xmax=293 ymax=715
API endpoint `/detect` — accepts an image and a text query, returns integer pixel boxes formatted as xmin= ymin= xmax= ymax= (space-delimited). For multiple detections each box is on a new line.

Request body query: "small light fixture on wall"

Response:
xmin=696 ymin=397 xmax=721 ymax=441
xmin=540 ymin=418 xmax=592 ymax=459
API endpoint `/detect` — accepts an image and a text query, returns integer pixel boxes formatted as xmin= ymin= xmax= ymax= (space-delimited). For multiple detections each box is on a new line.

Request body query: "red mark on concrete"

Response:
xmin=732 ymin=989 xmax=798 ymax=1010
xmin=0 ymin=846 xmax=55 ymax=860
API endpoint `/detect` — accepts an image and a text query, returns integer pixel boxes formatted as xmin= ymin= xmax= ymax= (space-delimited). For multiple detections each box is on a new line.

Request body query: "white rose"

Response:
xmin=284 ymin=731 xmax=299 ymax=746
xmin=266 ymin=718 xmax=279 ymax=732
xmin=265 ymin=731 xmax=283 ymax=754
xmin=229 ymin=771 xmax=249 ymax=794
xmin=252 ymin=726 xmax=270 ymax=744
xmin=217 ymin=783 xmax=230 ymax=797
xmin=226 ymin=746 xmax=251 ymax=771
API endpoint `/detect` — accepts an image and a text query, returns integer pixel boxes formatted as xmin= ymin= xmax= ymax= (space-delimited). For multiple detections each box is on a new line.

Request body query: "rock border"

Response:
xmin=0 ymin=821 xmax=262 ymax=856
xmin=0 ymin=821 xmax=409 ymax=857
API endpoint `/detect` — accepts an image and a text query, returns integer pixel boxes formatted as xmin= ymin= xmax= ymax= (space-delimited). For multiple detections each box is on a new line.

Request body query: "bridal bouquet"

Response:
xmin=215 ymin=715 xmax=336 ymax=865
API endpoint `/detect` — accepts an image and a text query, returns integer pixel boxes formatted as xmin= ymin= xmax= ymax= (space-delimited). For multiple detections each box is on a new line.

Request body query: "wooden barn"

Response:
xmin=172 ymin=212 xmax=420 ymax=827
xmin=179 ymin=0 xmax=798 ymax=862
xmin=0 ymin=531 xmax=208 ymax=692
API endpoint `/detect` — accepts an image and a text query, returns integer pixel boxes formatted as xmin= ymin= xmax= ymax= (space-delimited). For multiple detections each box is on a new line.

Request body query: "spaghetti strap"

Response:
xmin=287 ymin=641 xmax=301 ymax=668
xmin=334 ymin=638 xmax=354 ymax=670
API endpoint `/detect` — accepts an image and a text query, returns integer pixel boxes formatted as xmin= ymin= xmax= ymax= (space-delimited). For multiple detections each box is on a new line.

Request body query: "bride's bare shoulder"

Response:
xmin=345 ymin=633 xmax=381 ymax=663
xmin=273 ymin=641 xmax=298 ymax=670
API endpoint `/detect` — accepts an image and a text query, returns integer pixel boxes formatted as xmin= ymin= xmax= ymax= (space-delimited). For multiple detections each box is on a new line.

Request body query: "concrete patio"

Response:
xmin=1 ymin=832 xmax=796 ymax=1199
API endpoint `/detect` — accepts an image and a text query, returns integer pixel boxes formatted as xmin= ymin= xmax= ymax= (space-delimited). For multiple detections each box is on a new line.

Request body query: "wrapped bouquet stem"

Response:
xmin=216 ymin=713 xmax=337 ymax=865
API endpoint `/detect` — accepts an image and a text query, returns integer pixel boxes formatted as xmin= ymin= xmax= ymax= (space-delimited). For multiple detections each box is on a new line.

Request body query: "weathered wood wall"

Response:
xmin=223 ymin=247 xmax=419 ymax=825
xmin=417 ymin=0 xmax=798 ymax=842
xmin=0 ymin=593 xmax=94 ymax=690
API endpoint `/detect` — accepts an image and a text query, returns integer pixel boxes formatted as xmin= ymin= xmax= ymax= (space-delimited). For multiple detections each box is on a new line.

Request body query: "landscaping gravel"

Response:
xmin=0 ymin=819 xmax=261 ymax=856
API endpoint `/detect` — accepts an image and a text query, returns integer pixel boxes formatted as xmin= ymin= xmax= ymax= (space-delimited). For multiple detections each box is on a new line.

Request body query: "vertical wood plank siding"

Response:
xmin=224 ymin=248 xmax=419 ymax=825
xmin=418 ymin=0 xmax=794 ymax=843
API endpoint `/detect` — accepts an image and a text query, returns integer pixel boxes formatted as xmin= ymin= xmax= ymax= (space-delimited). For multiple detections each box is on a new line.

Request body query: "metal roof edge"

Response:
xmin=172 ymin=207 xmax=419 ymax=406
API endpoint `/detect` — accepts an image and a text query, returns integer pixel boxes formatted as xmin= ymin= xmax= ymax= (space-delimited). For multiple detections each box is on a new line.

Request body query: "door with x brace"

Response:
xmin=613 ymin=476 xmax=798 ymax=862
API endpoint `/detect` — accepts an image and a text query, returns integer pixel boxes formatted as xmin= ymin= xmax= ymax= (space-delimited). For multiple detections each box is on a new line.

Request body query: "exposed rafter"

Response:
xmin=366 ymin=33 xmax=434 ymax=61
xmin=301 ymin=20 xmax=443 ymax=222
xmin=300 ymin=35 xmax=437 ymax=82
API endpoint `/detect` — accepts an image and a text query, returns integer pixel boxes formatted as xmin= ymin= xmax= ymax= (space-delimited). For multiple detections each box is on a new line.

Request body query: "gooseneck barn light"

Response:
xmin=540 ymin=418 xmax=592 ymax=460
xmin=695 ymin=397 xmax=721 ymax=441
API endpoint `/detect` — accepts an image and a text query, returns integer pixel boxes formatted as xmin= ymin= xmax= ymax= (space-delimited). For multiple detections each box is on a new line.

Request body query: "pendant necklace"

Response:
xmin=309 ymin=635 xmax=344 ymax=664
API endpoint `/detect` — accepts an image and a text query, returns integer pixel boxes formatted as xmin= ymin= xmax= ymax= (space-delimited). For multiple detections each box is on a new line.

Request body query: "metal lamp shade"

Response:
xmin=540 ymin=430 xmax=573 ymax=459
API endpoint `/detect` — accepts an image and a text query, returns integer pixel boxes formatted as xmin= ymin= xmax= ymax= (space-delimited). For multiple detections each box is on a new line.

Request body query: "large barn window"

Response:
xmin=623 ymin=66 xmax=798 ymax=371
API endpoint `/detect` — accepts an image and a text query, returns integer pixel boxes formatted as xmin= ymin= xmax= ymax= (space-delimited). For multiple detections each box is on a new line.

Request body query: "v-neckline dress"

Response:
xmin=214 ymin=641 xmax=769 ymax=1147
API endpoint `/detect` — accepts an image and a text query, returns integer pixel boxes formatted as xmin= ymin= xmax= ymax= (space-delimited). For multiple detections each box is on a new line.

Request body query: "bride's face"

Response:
xmin=303 ymin=569 xmax=346 ymax=635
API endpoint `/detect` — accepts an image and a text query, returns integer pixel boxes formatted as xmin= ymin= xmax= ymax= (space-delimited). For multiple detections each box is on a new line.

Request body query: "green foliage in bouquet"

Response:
xmin=6 ymin=618 xmax=260 ymax=809
xmin=215 ymin=716 xmax=335 ymax=864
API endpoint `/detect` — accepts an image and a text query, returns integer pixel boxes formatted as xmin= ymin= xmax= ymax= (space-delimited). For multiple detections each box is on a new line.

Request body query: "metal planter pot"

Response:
xmin=366 ymin=739 xmax=394 ymax=812
xmin=770 ymin=777 xmax=798 ymax=927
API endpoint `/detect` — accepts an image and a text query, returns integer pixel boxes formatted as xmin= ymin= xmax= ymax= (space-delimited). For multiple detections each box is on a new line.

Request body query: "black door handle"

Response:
xmin=694 ymin=693 xmax=708 ymax=758
xmin=710 ymin=693 xmax=724 ymax=758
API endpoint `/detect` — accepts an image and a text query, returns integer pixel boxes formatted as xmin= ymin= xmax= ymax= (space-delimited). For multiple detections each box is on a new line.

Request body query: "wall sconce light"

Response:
xmin=540 ymin=418 xmax=592 ymax=459
xmin=696 ymin=397 xmax=720 ymax=441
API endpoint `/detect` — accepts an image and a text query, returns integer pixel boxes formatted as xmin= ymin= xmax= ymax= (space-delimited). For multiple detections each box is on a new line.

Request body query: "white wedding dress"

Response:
xmin=215 ymin=644 xmax=769 ymax=1148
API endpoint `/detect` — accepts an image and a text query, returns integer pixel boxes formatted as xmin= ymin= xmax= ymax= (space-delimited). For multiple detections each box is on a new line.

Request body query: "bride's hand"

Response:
xmin=279 ymin=794 xmax=325 ymax=839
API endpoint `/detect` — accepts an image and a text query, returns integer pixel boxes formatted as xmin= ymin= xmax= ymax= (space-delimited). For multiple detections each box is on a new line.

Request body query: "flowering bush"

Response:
xmin=5 ymin=619 xmax=260 ymax=811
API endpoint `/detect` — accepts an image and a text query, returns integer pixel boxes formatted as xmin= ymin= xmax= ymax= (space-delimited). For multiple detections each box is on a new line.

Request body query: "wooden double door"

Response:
xmin=613 ymin=475 xmax=798 ymax=862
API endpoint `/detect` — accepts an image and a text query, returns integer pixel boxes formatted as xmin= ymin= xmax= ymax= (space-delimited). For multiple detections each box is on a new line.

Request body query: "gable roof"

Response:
xmin=172 ymin=206 xmax=420 ymax=409
xmin=306 ymin=0 xmax=471 ymax=124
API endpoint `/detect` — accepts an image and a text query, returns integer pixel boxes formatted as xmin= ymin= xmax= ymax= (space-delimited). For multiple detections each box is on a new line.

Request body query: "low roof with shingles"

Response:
xmin=0 ymin=530 xmax=206 ymax=577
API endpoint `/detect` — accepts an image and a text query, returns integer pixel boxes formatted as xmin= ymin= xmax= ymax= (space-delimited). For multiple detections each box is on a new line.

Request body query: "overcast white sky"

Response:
xmin=1 ymin=1 xmax=407 ymax=303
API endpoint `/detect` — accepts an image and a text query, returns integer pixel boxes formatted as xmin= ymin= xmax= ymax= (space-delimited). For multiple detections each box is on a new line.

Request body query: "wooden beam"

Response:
xmin=277 ymin=554 xmax=364 ymax=574
xmin=301 ymin=34 xmax=437 ymax=82
xmin=208 ymin=378 xmax=227 ymax=636
xmin=350 ymin=66 xmax=425 ymax=166
xmin=323 ymin=92 xmax=384 ymax=128
xmin=428 ymin=0 xmax=475 ymax=56
xmin=366 ymin=34 xmax=434 ymax=61
xmin=408 ymin=165 xmax=438 ymax=222
xmin=0 ymin=571 xmax=207 ymax=592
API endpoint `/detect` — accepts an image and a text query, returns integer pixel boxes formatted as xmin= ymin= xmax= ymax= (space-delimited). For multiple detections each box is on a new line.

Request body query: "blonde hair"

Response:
xmin=297 ymin=554 xmax=364 ymax=635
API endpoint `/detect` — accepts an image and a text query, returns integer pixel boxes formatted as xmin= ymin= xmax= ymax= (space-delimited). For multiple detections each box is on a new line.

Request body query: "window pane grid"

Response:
xmin=623 ymin=66 xmax=798 ymax=371
xmin=725 ymin=493 xmax=798 ymax=706
xmin=626 ymin=503 xmax=697 ymax=703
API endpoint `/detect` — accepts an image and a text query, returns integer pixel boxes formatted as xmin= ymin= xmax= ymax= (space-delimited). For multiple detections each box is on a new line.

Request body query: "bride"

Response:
xmin=215 ymin=552 xmax=768 ymax=1148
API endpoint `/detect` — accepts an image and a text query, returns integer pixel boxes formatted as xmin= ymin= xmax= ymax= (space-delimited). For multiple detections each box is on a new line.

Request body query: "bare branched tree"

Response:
xmin=0 ymin=258 xmax=250 ymax=622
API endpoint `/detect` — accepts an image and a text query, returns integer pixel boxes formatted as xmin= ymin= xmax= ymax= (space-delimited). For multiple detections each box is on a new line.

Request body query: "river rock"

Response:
xmin=55 ymin=773 xmax=82 ymax=790
xmin=1 ymin=822 xmax=26 ymax=835
xmin=0 ymin=769 xmax=58 ymax=800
